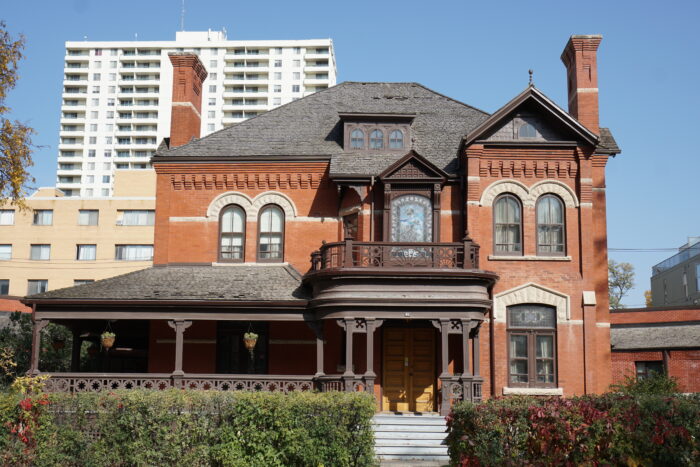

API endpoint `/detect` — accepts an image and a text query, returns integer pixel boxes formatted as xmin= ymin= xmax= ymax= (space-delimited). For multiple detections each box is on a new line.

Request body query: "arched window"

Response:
xmin=518 ymin=122 xmax=536 ymax=138
xmin=507 ymin=304 xmax=557 ymax=388
xmin=536 ymin=195 xmax=565 ymax=255
xmin=389 ymin=129 xmax=404 ymax=149
xmin=350 ymin=129 xmax=364 ymax=149
xmin=258 ymin=205 xmax=284 ymax=261
xmin=494 ymin=194 xmax=522 ymax=255
xmin=220 ymin=205 xmax=245 ymax=261
xmin=369 ymin=129 xmax=384 ymax=149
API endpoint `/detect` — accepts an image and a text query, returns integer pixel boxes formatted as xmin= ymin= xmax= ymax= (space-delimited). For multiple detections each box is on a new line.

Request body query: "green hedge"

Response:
xmin=0 ymin=390 xmax=376 ymax=466
xmin=446 ymin=393 xmax=700 ymax=466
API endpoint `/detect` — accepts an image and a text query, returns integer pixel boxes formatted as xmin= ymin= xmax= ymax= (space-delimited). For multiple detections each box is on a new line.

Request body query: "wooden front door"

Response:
xmin=382 ymin=327 xmax=435 ymax=412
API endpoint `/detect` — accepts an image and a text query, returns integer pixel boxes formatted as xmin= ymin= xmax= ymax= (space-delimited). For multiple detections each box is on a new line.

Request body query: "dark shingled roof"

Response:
xmin=155 ymin=82 xmax=489 ymax=176
xmin=26 ymin=265 xmax=308 ymax=302
xmin=611 ymin=323 xmax=700 ymax=350
xmin=598 ymin=127 xmax=620 ymax=154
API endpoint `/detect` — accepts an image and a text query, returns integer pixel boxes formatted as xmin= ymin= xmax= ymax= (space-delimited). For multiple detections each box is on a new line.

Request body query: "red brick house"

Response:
xmin=24 ymin=35 xmax=619 ymax=414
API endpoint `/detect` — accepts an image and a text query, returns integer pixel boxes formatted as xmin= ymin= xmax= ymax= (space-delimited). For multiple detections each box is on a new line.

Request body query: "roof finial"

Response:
xmin=528 ymin=69 xmax=534 ymax=86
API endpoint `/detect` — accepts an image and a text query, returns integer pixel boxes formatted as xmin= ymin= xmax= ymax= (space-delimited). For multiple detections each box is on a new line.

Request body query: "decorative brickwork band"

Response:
xmin=170 ymin=173 xmax=322 ymax=191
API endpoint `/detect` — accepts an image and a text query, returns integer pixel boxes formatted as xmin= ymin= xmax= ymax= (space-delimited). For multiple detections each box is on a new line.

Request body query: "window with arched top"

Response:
xmin=389 ymin=129 xmax=404 ymax=149
xmin=258 ymin=205 xmax=284 ymax=261
xmin=518 ymin=122 xmax=536 ymax=138
xmin=369 ymin=129 xmax=384 ymax=149
xmin=350 ymin=129 xmax=364 ymax=149
xmin=536 ymin=195 xmax=565 ymax=255
xmin=494 ymin=194 xmax=522 ymax=255
xmin=219 ymin=205 xmax=245 ymax=262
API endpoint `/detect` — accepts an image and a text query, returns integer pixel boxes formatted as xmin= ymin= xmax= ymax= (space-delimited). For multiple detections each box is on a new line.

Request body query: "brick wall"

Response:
xmin=611 ymin=350 xmax=700 ymax=393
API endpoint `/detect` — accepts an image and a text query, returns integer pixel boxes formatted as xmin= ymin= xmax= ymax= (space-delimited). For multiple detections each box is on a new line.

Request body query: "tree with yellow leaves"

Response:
xmin=0 ymin=21 xmax=34 ymax=206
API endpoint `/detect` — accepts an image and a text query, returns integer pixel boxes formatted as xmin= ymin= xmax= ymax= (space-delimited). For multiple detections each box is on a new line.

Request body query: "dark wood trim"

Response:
xmin=24 ymin=299 xmax=307 ymax=307
xmin=257 ymin=204 xmax=285 ymax=263
xmin=506 ymin=305 xmax=558 ymax=389
xmin=476 ymin=140 xmax=580 ymax=148
xmin=462 ymin=87 xmax=598 ymax=147
xmin=218 ymin=204 xmax=246 ymax=263
xmin=35 ymin=309 xmax=312 ymax=321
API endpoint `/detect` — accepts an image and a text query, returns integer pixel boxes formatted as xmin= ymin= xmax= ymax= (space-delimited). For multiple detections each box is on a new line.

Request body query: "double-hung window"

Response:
xmin=258 ymin=205 xmax=284 ymax=261
xmin=536 ymin=195 xmax=565 ymax=255
xmin=507 ymin=304 xmax=557 ymax=388
xmin=494 ymin=195 xmax=522 ymax=254
xmin=220 ymin=205 xmax=245 ymax=261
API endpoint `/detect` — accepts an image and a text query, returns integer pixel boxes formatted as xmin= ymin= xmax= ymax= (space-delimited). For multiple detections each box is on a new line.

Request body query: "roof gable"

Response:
xmin=379 ymin=150 xmax=447 ymax=182
xmin=463 ymin=86 xmax=598 ymax=147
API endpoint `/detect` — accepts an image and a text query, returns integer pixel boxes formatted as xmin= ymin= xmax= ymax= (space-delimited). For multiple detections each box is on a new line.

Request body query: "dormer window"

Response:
xmin=370 ymin=130 xmax=384 ymax=149
xmin=350 ymin=129 xmax=364 ymax=149
xmin=340 ymin=113 xmax=414 ymax=152
xmin=389 ymin=130 xmax=404 ymax=149
xmin=518 ymin=122 xmax=536 ymax=138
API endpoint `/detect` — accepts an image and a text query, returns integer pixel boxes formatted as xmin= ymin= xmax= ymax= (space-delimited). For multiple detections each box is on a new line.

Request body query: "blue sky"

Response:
xmin=3 ymin=0 xmax=699 ymax=306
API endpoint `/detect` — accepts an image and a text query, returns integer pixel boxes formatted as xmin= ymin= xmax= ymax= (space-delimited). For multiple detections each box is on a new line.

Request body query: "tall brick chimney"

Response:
xmin=561 ymin=35 xmax=602 ymax=134
xmin=168 ymin=53 xmax=208 ymax=148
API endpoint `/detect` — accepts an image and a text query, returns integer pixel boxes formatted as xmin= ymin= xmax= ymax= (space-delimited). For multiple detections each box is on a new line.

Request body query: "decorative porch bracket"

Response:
xmin=432 ymin=318 xmax=483 ymax=415
xmin=167 ymin=320 xmax=192 ymax=384
xmin=336 ymin=318 xmax=384 ymax=393
xmin=29 ymin=319 xmax=49 ymax=375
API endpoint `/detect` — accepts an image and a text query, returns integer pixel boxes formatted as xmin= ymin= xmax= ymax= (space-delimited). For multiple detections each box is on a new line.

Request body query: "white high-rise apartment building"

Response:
xmin=57 ymin=30 xmax=336 ymax=196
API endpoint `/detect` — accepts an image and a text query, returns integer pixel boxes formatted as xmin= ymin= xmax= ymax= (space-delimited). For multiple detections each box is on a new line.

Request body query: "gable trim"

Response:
xmin=463 ymin=86 xmax=598 ymax=147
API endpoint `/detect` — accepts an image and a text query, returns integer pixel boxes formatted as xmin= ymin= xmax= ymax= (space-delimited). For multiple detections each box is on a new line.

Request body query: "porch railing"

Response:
xmin=42 ymin=373 xmax=367 ymax=394
xmin=309 ymin=238 xmax=480 ymax=271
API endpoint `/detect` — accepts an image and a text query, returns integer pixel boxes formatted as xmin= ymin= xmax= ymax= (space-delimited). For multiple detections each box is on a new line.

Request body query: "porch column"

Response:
xmin=364 ymin=319 xmax=383 ymax=394
xmin=307 ymin=321 xmax=324 ymax=377
xmin=438 ymin=319 xmax=451 ymax=416
xmin=472 ymin=322 xmax=481 ymax=377
xmin=341 ymin=318 xmax=355 ymax=392
xmin=70 ymin=328 xmax=81 ymax=372
xmin=167 ymin=320 xmax=192 ymax=386
xmin=460 ymin=319 xmax=472 ymax=402
xmin=29 ymin=319 xmax=48 ymax=375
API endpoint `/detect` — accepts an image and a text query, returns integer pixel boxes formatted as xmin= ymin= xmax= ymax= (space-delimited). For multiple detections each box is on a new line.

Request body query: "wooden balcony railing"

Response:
xmin=42 ymin=373 xmax=367 ymax=394
xmin=310 ymin=239 xmax=480 ymax=271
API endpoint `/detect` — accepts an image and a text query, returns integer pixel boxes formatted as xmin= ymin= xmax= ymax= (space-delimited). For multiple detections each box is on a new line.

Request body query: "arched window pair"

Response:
xmin=494 ymin=194 xmax=565 ymax=255
xmin=350 ymin=129 xmax=404 ymax=150
xmin=219 ymin=204 xmax=284 ymax=262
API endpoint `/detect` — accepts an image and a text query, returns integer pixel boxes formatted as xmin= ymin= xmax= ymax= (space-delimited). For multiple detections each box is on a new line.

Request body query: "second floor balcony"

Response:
xmin=309 ymin=238 xmax=480 ymax=272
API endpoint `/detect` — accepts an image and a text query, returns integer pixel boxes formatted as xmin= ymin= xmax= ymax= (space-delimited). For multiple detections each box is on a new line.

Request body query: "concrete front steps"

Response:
xmin=373 ymin=413 xmax=449 ymax=466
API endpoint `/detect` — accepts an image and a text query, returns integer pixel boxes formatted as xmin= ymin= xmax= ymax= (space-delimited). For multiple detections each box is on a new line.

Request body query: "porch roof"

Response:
xmin=23 ymin=265 xmax=309 ymax=303
xmin=611 ymin=323 xmax=700 ymax=350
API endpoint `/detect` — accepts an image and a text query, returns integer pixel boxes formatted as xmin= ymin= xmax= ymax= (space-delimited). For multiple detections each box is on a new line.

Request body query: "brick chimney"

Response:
xmin=168 ymin=53 xmax=208 ymax=148
xmin=561 ymin=35 xmax=602 ymax=134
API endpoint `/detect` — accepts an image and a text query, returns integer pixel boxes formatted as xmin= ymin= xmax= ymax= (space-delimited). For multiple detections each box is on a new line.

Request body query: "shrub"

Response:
xmin=0 ymin=389 xmax=376 ymax=467
xmin=446 ymin=393 xmax=700 ymax=466
xmin=610 ymin=373 xmax=680 ymax=395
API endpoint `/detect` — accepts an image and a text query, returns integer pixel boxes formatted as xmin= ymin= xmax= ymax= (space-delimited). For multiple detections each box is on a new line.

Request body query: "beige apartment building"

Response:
xmin=0 ymin=170 xmax=155 ymax=298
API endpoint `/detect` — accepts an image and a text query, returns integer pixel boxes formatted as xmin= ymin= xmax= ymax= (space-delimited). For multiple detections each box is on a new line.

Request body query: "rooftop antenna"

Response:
xmin=528 ymin=69 xmax=534 ymax=86
xmin=180 ymin=0 xmax=185 ymax=31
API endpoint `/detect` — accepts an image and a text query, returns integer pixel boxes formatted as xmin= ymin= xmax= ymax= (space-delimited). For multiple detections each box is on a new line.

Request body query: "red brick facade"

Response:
xmin=146 ymin=34 xmax=616 ymax=400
